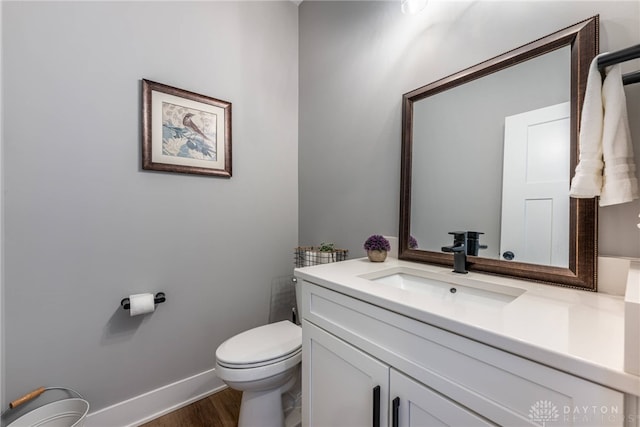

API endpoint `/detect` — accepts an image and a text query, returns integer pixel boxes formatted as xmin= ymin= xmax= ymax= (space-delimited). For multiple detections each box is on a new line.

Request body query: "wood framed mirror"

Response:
xmin=399 ymin=16 xmax=599 ymax=290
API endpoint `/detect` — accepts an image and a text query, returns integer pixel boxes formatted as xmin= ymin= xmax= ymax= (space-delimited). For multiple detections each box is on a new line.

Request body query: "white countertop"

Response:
xmin=295 ymin=257 xmax=640 ymax=396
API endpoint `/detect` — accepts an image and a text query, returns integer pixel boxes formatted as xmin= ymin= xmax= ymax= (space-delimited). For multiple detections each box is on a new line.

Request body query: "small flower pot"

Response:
xmin=367 ymin=250 xmax=387 ymax=262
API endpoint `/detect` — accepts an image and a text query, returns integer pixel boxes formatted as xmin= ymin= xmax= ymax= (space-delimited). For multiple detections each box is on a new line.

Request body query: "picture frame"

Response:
xmin=142 ymin=79 xmax=232 ymax=177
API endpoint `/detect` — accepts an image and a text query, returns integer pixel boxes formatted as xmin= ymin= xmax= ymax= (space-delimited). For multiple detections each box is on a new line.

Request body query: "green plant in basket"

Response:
xmin=314 ymin=242 xmax=336 ymax=264
xmin=318 ymin=242 xmax=335 ymax=252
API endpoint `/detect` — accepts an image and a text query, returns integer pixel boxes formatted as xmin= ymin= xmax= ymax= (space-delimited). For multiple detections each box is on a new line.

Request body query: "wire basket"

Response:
xmin=294 ymin=246 xmax=348 ymax=268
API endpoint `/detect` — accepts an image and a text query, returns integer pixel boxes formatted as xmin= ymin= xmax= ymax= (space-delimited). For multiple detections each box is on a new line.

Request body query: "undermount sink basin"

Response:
xmin=361 ymin=268 xmax=526 ymax=308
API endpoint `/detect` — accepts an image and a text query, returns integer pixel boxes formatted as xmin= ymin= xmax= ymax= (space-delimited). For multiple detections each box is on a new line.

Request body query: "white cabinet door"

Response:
xmin=390 ymin=369 xmax=496 ymax=427
xmin=303 ymin=321 xmax=389 ymax=427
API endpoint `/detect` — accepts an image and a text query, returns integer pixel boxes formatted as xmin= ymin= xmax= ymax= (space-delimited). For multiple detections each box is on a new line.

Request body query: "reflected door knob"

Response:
xmin=502 ymin=251 xmax=515 ymax=260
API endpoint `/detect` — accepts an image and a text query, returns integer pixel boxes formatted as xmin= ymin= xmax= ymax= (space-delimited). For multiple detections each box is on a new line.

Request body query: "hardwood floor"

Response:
xmin=140 ymin=388 xmax=242 ymax=427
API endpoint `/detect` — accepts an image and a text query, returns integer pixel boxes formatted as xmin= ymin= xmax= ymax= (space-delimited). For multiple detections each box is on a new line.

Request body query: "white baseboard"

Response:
xmin=84 ymin=368 xmax=226 ymax=427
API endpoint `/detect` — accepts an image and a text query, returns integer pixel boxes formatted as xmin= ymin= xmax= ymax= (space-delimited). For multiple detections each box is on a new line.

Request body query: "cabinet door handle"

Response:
xmin=372 ymin=385 xmax=381 ymax=427
xmin=392 ymin=397 xmax=400 ymax=427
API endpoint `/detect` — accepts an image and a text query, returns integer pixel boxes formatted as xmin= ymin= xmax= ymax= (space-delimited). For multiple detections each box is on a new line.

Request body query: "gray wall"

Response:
xmin=299 ymin=0 xmax=640 ymax=260
xmin=2 ymin=1 xmax=298 ymax=414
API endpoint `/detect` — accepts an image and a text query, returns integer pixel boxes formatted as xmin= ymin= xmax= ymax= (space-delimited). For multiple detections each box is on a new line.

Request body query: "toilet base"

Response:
xmin=238 ymin=373 xmax=297 ymax=427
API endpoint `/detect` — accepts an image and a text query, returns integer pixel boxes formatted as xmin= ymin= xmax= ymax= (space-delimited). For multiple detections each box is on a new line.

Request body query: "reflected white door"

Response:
xmin=500 ymin=102 xmax=570 ymax=267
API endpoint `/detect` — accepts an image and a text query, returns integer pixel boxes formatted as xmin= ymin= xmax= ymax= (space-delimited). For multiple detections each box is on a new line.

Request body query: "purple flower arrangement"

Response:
xmin=409 ymin=235 xmax=418 ymax=249
xmin=364 ymin=235 xmax=391 ymax=252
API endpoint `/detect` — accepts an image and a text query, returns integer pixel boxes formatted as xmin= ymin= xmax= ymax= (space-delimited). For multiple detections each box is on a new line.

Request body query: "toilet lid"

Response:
xmin=216 ymin=320 xmax=302 ymax=366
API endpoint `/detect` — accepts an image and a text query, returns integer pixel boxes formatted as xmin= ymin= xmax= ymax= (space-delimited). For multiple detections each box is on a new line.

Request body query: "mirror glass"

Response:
xmin=399 ymin=17 xmax=599 ymax=290
xmin=411 ymin=46 xmax=571 ymax=267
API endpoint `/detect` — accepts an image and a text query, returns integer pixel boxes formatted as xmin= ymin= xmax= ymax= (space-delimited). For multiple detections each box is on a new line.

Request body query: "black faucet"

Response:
xmin=441 ymin=231 xmax=468 ymax=274
xmin=466 ymin=231 xmax=488 ymax=256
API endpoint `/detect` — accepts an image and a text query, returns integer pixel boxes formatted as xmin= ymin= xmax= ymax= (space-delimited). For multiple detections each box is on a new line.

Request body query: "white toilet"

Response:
xmin=215 ymin=281 xmax=302 ymax=427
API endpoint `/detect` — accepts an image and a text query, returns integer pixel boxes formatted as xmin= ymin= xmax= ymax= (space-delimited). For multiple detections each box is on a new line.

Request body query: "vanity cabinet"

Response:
xmin=300 ymin=280 xmax=625 ymax=427
xmin=305 ymin=321 xmax=492 ymax=427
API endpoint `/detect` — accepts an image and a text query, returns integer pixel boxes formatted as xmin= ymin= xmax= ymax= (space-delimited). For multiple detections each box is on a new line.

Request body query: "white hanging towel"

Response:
xmin=569 ymin=54 xmax=605 ymax=198
xmin=599 ymin=65 xmax=639 ymax=206
xmin=569 ymin=53 xmax=640 ymax=206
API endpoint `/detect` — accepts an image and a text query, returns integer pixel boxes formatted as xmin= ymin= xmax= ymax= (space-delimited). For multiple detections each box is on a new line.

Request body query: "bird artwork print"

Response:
xmin=183 ymin=113 xmax=212 ymax=143
xmin=181 ymin=112 xmax=217 ymax=158
xmin=161 ymin=103 xmax=218 ymax=161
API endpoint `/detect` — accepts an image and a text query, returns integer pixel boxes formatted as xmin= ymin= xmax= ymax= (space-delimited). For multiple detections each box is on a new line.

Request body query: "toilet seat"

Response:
xmin=215 ymin=348 xmax=301 ymax=383
xmin=216 ymin=320 xmax=302 ymax=368
xmin=217 ymin=346 xmax=301 ymax=369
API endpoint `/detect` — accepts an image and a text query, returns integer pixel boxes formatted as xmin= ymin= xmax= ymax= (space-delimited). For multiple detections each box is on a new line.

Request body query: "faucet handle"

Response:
xmin=448 ymin=231 xmax=467 ymax=245
xmin=466 ymin=231 xmax=487 ymax=256
xmin=443 ymin=231 xmax=466 ymax=253
xmin=466 ymin=231 xmax=484 ymax=239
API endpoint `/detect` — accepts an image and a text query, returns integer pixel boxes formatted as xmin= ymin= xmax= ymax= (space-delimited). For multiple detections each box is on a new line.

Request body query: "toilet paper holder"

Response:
xmin=121 ymin=292 xmax=166 ymax=310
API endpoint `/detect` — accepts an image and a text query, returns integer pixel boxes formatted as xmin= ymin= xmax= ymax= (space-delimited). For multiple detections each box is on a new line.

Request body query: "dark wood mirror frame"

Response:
xmin=399 ymin=16 xmax=599 ymax=290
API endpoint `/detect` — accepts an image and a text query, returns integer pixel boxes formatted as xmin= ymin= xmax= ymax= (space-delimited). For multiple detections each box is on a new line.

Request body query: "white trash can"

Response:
xmin=5 ymin=387 xmax=89 ymax=427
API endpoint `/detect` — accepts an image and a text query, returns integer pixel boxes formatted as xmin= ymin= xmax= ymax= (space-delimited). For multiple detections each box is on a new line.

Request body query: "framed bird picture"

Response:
xmin=142 ymin=79 xmax=232 ymax=177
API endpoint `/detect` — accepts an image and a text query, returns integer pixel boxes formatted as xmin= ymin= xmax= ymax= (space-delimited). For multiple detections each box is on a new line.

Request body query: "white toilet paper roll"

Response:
xmin=129 ymin=293 xmax=155 ymax=316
